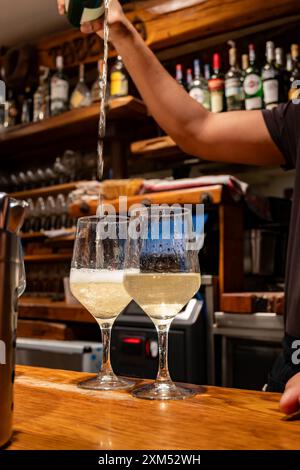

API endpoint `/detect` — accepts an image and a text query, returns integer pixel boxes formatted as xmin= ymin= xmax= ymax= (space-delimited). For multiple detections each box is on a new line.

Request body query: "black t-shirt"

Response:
xmin=263 ymin=102 xmax=300 ymax=337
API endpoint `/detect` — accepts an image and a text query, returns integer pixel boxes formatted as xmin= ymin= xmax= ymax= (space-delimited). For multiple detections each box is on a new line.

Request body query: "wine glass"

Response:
xmin=124 ymin=207 xmax=201 ymax=400
xmin=70 ymin=215 xmax=133 ymax=390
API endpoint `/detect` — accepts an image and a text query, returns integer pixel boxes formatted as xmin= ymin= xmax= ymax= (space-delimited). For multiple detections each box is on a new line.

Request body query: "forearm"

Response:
xmin=112 ymin=21 xmax=209 ymax=149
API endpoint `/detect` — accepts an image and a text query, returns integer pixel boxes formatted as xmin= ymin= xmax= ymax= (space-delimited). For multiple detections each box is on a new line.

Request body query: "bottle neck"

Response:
xmin=275 ymin=49 xmax=284 ymax=68
xmin=249 ymin=46 xmax=256 ymax=66
xmin=242 ymin=55 xmax=249 ymax=72
xmin=212 ymin=54 xmax=221 ymax=76
xmin=176 ymin=66 xmax=183 ymax=83
xmin=266 ymin=49 xmax=275 ymax=65
xmin=229 ymin=48 xmax=237 ymax=69
xmin=79 ymin=64 xmax=85 ymax=82
xmin=204 ymin=65 xmax=211 ymax=81
xmin=56 ymin=56 xmax=64 ymax=76
xmin=194 ymin=61 xmax=201 ymax=79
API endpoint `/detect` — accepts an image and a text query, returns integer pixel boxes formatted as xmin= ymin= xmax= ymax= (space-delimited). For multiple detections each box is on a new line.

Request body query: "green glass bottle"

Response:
xmin=243 ymin=44 xmax=263 ymax=110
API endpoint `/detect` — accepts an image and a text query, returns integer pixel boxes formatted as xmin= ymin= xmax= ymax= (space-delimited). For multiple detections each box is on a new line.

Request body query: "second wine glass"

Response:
xmin=124 ymin=207 xmax=201 ymax=400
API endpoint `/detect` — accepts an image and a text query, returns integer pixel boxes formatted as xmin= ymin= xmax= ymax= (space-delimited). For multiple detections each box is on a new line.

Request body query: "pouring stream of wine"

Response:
xmin=97 ymin=0 xmax=110 ymax=212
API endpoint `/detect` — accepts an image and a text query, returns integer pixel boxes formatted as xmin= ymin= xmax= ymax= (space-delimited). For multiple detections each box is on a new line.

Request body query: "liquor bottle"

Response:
xmin=175 ymin=64 xmax=184 ymax=88
xmin=204 ymin=64 xmax=211 ymax=81
xmin=225 ymin=41 xmax=244 ymax=111
xmin=7 ymin=90 xmax=19 ymax=126
xmin=262 ymin=41 xmax=279 ymax=110
xmin=91 ymin=60 xmax=104 ymax=102
xmin=33 ymin=67 xmax=50 ymax=122
xmin=110 ymin=56 xmax=128 ymax=98
xmin=21 ymin=86 xmax=33 ymax=124
xmin=186 ymin=68 xmax=193 ymax=91
xmin=288 ymin=44 xmax=300 ymax=102
xmin=208 ymin=53 xmax=225 ymax=113
xmin=241 ymin=54 xmax=249 ymax=81
xmin=275 ymin=47 xmax=290 ymax=102
xmin=0 ymin=68 xmax=7 ymax=128
xmin=243 ymin=44 xmax=263 ymax=110
xmin=50 ymin=55 xmax=69 ymax=116
xmin=189 ymin=59 xmax=211 ymax=110
xmin=70 ymin=63 xmax=92 ymax=109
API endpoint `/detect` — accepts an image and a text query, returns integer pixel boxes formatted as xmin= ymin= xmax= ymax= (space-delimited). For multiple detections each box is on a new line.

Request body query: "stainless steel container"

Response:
xmin=244 ymin=229 xmax=278 ymax=276
xmin=0 ymin=195 xmax=27 ymax=448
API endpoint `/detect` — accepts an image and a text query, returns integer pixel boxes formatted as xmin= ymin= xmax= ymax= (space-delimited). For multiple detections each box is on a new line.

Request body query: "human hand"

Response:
xmin=57 ymin=0 xmax=130 ymax=44
xmin=280 ymin=372 xmax=300 ymax=415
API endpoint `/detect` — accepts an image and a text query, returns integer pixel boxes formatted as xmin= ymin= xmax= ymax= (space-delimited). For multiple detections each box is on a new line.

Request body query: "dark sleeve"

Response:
xmin=262 ymin=102 xmax=300 ymax=170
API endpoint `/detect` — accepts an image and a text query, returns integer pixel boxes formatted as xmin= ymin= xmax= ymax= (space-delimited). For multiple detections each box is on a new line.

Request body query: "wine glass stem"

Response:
xmin=156 ymin=323 xmax=172 ymax=383
xmin=100 ymin=323 xmax=114 ymax=377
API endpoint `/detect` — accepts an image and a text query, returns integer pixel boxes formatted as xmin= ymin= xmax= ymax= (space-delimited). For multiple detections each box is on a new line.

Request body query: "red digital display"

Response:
xmin=122 ymin=338 xmax=142 ymax=345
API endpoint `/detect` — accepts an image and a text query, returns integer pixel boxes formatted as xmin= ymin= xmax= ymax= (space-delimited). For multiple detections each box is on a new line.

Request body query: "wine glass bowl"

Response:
xmin=70 ymin=215 xmax=133 ymax=391
xmin=124 ymin=207 xmax=201 ymax=400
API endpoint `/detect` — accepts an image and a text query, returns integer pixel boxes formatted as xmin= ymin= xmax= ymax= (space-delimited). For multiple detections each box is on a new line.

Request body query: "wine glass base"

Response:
xmin=132 ymin=381 xmax=197 ymax=401
xmin=78 ymin=374 xmax=134 ymax=391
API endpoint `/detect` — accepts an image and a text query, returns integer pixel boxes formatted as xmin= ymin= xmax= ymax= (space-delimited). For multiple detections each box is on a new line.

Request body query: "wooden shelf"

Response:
xmin=131 ymin=136 xmax=182 ymax=159
xmin=69 ymin=185 xmax=227 ymax=217
xmin=24 ymin=254 xmax=72 ymax=263
xmin=19 ymin=297 xmax=93 ymax=324
xmin=0 ymin=97 xmax=147 ymax=158
xmin=10 ymin=181 xmax=87 ymax=200
xmin=21 ymin=229 xmax=76 ymax=241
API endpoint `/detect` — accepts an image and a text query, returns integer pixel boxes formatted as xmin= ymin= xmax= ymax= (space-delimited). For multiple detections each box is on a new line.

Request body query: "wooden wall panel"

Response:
xmin=36 ymin=0 xmax=300 ymax=69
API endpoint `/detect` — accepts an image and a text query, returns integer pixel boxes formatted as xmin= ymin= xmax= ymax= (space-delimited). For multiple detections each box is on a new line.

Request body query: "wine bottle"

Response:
xmin=225 ymin=41 xmax=244 ymax=111
xmin=70 ymin=63 xmax=92 ymax=109
xmin=262 ymin=41 xmax=279 ymax=110
xmin=50 ymin=55 xmax=69 ymax=116
xmin=243 ymin=44 xmax=263 ymax=110
xmin=208 ymin=53 xmax=225 ymax=113
xmin=189 ymin=59 xmax=211 ymax=110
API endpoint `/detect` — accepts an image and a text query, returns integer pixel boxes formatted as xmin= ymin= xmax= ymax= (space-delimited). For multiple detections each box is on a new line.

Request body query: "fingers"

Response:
xmin=57 ymin=0 xmax=65 ymax=15
xmin=81 ymin=19 xmax=104 ymax=34
xmin=280 ymin=374 xmax=300 ymax=415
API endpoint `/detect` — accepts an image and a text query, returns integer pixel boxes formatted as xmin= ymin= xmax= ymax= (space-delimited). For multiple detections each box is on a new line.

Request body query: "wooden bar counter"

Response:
xmin=7 ymin=366 xmax=300 ymax=450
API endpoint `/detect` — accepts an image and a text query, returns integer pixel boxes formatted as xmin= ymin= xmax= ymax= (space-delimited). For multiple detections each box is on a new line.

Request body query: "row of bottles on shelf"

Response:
xmin=0 ymin=150 xmax=99 ymax=193
xmin=22 ymin=194 xmax=76 ymax=234
xmin=176 ymin=41 xmax=300 ymax=112
xmin=0 ymin=55 xmax=129 ymax=128
xmin=25 ymin=262 xmax=69 ymax=299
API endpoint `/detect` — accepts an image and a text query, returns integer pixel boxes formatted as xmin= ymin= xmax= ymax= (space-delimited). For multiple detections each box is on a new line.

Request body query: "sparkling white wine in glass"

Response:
xmin=70 ymin=268 xmax=131 ymax=323
xmin=124 ymin=272 xmax=201 ymax=325
xmin=70 ymin=215 xmax=133 ymax=391
xmin=124 ymin=206 xmax=202 ymax=400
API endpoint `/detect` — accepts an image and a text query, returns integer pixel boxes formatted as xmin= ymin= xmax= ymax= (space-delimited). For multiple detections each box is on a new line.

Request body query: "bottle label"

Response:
xmin=263 ymin=79 xmax=279 ymax=105
xmin=110 ymin=71 xmax=128 ymax=97
xmin=51 ymin=78 xmax=69 ymax=104
xmin=189 ymin=88 xmax=210 ymax=110
xmin=208 ymin=78 xmax=224 ymax=92
xmin=211 ymin=91 xmax=224 ymax=113
xmin=225 ymin=78 xmax=242 ymax=98
xmin=189 ymin=87 xmax=204 ymax=103
xmin=243 ymin=74 xmax=262 ymax=96
xmin=262 ymin=69 xmax=276 ymax=80
xmin=245 ymin=96 xmax=263 ymax=110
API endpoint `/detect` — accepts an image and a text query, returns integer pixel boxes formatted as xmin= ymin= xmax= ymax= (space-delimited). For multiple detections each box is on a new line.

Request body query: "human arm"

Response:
xmin=57 ymin=0 xmax=284 ymax=166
